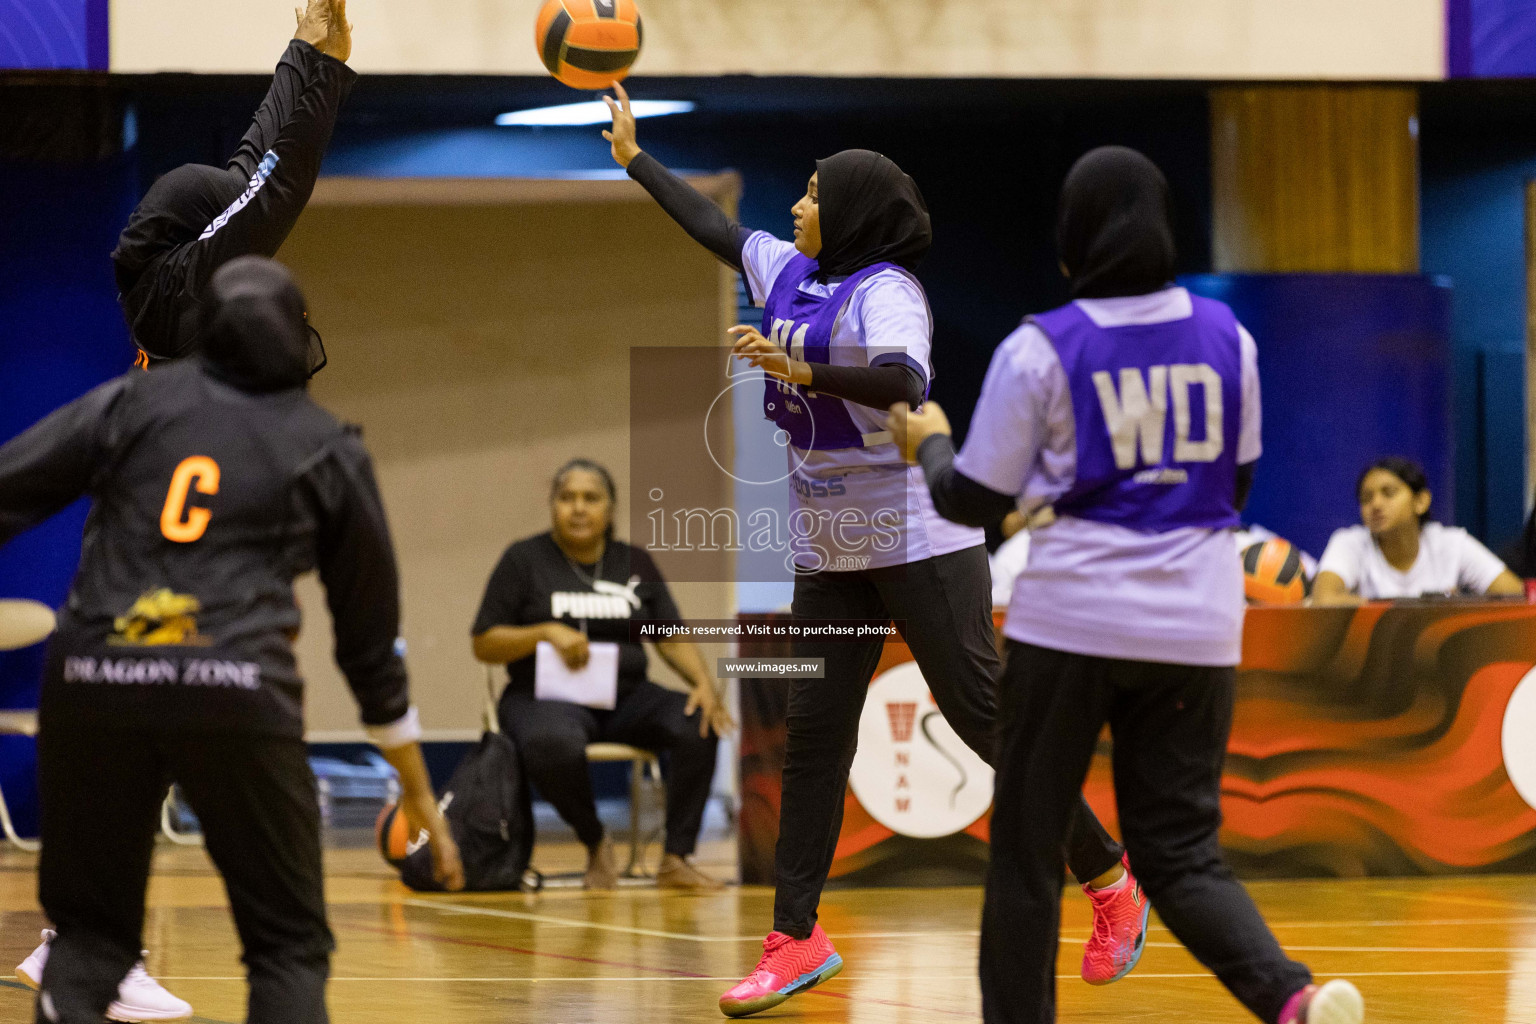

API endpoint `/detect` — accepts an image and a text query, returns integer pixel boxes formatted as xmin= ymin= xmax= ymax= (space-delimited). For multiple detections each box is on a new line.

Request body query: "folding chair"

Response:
xmin=0 ymin=711 xmax=40 ymax=852
xmin=0 ymin=600 xmax=56 ymax=852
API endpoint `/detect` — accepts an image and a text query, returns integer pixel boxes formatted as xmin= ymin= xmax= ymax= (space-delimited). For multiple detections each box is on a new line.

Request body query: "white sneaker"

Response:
xmin=14 ymin=928 xmax=52 ymax=988
xmin=109 ymin=959 xmax=194 ymax=1021
xmin=15 ymin=929 xmax=194 ymax=1022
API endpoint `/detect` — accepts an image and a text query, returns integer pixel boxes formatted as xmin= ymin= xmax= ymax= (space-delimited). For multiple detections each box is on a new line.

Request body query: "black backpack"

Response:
xmin=396 ymin=729 xmax=541 ymax=892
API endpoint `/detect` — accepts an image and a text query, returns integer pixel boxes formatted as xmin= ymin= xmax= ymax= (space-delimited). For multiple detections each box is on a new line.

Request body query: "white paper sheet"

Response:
xmin=534 ymin=640 xmax=619 ymax=710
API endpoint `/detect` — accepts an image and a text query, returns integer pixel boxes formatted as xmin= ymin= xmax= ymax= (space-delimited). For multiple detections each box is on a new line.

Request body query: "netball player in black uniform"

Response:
xmin=604 ymin=85 xmax=1143 ymax=1017
xmin=11 ymin=10 xmax=359 ymax=1016
xmin=0 ymin=257 xmax=463 ymax=1024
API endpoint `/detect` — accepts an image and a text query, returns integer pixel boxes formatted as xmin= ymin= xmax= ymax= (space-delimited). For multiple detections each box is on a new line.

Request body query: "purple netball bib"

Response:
xmin=1032 ymin=295 xmax=1243 ymax=532
xmin=760 ymin=255 xmax=900 ymax=450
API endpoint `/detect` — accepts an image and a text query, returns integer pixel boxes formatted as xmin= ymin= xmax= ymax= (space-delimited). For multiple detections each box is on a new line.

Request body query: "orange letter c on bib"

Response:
xmin=160 ymin=456 xmax=220 ymax=543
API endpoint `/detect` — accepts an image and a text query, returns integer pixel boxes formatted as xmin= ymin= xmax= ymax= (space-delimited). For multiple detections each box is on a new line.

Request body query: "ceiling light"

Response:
xmin=495 ymin=100 xmax=695 ymax=127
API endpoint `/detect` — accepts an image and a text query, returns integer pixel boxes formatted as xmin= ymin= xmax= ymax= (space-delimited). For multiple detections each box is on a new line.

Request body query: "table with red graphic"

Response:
xmin=735 ymin=602 xmax=1536 ymax=885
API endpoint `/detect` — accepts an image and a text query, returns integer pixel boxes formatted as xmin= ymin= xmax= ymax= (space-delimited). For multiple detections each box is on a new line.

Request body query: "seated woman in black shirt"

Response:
xmin=471 ymin=459 xmax=733 ymax=890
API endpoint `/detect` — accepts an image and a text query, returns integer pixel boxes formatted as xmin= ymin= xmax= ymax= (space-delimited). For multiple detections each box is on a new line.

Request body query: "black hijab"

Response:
xmin=1056 ymin=146 xmax=1177 ymax=299
xmin=814 ymin=149 xmax=932 ymax=280
xmin=198 ymin=256 xmax=312 ymax=394
xmin=112 ymin=163 xmax=246 ymax=357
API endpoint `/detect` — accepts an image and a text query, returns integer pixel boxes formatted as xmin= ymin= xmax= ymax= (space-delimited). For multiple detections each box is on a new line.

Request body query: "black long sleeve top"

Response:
xmin=0 ymin=361 xmax=410 ymax=740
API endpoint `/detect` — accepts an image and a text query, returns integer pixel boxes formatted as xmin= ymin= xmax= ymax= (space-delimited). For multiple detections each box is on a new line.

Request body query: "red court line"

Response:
xmin=338 ymin=921 xmax=975 ymax=1018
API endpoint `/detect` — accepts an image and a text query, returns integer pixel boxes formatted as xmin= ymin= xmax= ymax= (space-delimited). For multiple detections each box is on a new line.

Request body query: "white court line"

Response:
xmin=804 ymin=931 xmax=983 ymax=939
xmin=1265 ymin=917 xmax=1536 ymax=929
xmin=399 ymin=899 xmax=736 ymax=942
xmin=1378 ymin=892 xmax=1536 ymax=914
xmin=1119 ymin=970 xmax=1523 ymax=980
xmin=401 ymin=898 xmax=1536 ymax=951
xmin=1246 ymin=944 xmax=1536 ymax=954
xmin=1061 ymin=938 xmax=1536 ymax=954
xmin=398 ymin=898 xmax=977 ymax=942
xmin=131 ymin=969 xmax=1526 ymax=983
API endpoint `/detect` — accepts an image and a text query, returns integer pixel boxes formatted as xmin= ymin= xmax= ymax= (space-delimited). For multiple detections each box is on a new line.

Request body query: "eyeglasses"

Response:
xmin=301 ymin=310 xmax=327 ymax=378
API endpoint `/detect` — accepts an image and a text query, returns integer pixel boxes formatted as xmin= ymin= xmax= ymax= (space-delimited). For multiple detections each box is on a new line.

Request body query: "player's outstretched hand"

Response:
xmin=295 ymin=0 xmax=327 ymax=48
xmin=422 ymin=805 xmax=466 ymax=892
xmin=324 ymin=0 xmax=352 ymax=62
xmin=383 ymin=741 xmax=466 ymax=892
xmin=888 ymin=400 xmax=951 ymax=465
xmin=728 ymin=324 xmax=811 ymax=385
xmin=295 ymin=0 xmax=352 ymax=62
xmin=603 ymin=81 xmax=642 ymax=167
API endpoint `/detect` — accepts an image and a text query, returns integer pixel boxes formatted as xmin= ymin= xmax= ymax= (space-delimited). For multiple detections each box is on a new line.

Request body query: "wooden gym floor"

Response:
xmin=0 ymin=839 xmax=1533 ymax=1023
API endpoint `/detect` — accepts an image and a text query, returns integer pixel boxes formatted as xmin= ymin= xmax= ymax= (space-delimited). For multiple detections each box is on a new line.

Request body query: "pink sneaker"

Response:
xmin=1080 ymin=855 xmax=1149 ymax=985
xmin=1279 ymin=980 xmax=1364 ymax=1024
xmin=718 ymin=924 xmax=844 ymax=1018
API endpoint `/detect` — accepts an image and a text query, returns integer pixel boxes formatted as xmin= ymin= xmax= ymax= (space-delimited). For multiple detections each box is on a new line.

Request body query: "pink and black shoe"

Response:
xmin=1080 ymin=855 xmax=1150 ymax=985
xmin=718 ymin=923 xmax=844 ymax=1018
xmin=1279 ymin=980 xmax=1365 ymax=1024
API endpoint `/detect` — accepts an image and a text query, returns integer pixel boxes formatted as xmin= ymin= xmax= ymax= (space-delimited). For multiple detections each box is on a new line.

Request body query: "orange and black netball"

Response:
xmin=535 ymin=0 xmax=642 ymax=90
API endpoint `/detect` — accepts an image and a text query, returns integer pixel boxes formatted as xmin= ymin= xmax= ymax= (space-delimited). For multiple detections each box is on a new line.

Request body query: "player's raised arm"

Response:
xmin=112 ymin=0 xmax=359 ymax=361
xmin=604 ymin=81 xmax=751 ymax=271
xmin=194 ymin=0 xmax=357 ymax=278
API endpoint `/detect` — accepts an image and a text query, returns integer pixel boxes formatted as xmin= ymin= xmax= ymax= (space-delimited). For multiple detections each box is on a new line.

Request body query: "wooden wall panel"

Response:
xmin=1212 ymin=86 xmax=1419 ymax=273
xmin=276 ymin=177 xmax=739 ymax=739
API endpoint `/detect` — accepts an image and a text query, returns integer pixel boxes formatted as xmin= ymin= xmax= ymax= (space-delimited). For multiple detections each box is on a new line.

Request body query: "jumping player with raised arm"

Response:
xmin=896 ymin=146 xmax=1363 ymax=1024
xmin=112 ymin=0 xmax=355 ymax=366
xmin=11 ymin=11 xmax=359 ymax=1015
xmin=604 ymin=83 xmax=1143 ymax=1018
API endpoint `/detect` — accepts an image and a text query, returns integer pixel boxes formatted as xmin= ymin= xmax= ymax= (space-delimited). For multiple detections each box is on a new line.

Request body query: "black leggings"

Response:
xmin=499 ymin=680 xmax=719 ymax=858
xmin=980 ymin=642 xmax=1312 ymax=1024
xmin=772 ymin=545 xmax=1123 ymax=938
xmin=36 ymin=725 xmax=332 ymax=1024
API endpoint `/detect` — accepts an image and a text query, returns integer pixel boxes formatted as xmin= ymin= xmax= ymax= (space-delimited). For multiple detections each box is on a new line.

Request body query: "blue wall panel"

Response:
xmin=0 ymin=154 xmax=138 ymax=836
xmin=1448 ymin=0 xmax=1536 ymax=78
xmin=1420 ymin=138 xmax=1536 ymax=548
xmin=0 ymin=0 xmax=106 ymax=71
xmin=1182 ymin=274 xmax=1454 ymax=559
xmin=1481 ymin=346 xmax=1528 ymax=551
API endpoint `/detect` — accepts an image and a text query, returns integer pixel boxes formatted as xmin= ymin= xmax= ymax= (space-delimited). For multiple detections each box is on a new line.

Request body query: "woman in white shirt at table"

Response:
xmin=1312 ymin=457 xmax=1524 ymax=604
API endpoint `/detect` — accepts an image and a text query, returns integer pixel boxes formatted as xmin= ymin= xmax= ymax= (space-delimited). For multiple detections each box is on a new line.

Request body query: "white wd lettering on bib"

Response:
xmin=768 ymin=317 xmax=810 ymax=361
xmin=1092 ymin=363 xmax=1224 ymax=470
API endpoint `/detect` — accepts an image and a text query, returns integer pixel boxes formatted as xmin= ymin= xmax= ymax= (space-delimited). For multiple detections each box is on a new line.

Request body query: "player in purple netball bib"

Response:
xmin=898 ymin=148 xmax=1362 ymax=1024
xmin=604 ymin=85 xmax=1141 ymax=1017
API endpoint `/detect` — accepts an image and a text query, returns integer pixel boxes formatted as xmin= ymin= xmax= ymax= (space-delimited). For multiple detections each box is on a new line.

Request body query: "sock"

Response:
xmin=1089 ymin=871 xmax=1129 ymax=893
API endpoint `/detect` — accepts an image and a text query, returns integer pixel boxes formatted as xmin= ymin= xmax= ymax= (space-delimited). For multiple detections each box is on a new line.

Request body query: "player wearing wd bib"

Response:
xmin=903 ymin=149 xmax=1357 ymax=1024
xmin=749 ymin=235 xmax=979 ymax=570
xmin=1035 ymin=297 xmax=1242 ymax=530
xmin=603 ymin=87 xmax=1136 ymax=1019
